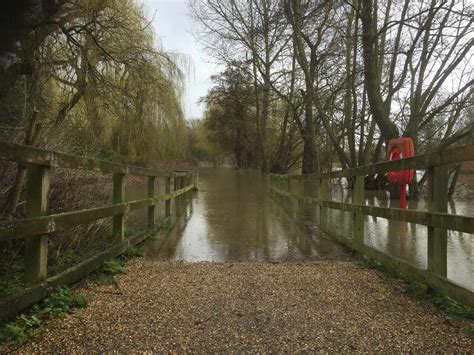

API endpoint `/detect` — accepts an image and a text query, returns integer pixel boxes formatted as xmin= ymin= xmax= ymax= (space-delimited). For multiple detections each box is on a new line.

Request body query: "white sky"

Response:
xmin=143 ymin=0 xmax=217 ymax=120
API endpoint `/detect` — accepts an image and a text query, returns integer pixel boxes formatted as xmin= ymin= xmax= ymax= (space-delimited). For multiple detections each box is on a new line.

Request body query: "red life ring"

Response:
xmin=386 ymin=138 xmax=414 ymax=209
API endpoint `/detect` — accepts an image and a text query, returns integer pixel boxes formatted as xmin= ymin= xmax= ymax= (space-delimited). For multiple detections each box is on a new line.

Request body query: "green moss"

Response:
xmin=0 ymin=287 xmax=87 ymax=345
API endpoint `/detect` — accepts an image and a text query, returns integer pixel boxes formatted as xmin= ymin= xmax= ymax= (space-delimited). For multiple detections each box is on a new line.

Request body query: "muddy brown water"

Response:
xmin=127 ymin=168 xmax=473 ymax=291
xmin=142 ymin=168 xmax=347 ymax=262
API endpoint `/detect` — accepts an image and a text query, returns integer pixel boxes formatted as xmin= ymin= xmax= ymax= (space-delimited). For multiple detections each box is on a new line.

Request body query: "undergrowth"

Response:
xmin=0 ymin=287 xmax=87 ymax=345
xmin=0 ymin=243 xmax=146 ymax=346
xmin=89 ymin=259 xmax=127 ymax=285
xmin=89 ymin=244 xmax=144 ymax=285
xmin=357 ymin=256 xmax=474 ymax=322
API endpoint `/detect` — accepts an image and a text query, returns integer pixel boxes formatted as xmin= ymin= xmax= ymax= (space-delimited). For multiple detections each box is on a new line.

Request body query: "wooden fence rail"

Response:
xmin=0 ymin=141 xmax=197 ymax=320
xmin=269 ymin=143 xmax=474 ymax=308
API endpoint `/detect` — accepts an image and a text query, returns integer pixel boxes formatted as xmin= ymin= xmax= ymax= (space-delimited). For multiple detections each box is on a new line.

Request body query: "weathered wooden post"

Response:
xmin=352 ymin=175 xmax=365 ymax=245
xmin=165 ymin=176 xmax=171 ymax=218
xmin=427 ymin=166 xmax=448 ymax=276
xmin=25 ymin=165 xmax=50 ymax=283
xmin=193 ymin=171 xmax=198 ymax=190
xmin=148 ymin=176 xmax=156 ymax=228
xmin=173 ymin=175 xmax=179 ymax=216
xmin=319 ymin=178 xmax=328 ymax=230
xmin=112 ymin=173 xmax=125 ymax=241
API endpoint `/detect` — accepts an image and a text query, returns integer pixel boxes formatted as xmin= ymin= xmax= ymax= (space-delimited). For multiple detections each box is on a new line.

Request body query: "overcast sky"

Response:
xmin=143 ymin=0 xmax=216 ymax=120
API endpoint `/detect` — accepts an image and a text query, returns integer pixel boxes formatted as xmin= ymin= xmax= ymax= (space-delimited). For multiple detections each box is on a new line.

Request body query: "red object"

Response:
xmin=386 ymin=138 xmax=415 ymax=209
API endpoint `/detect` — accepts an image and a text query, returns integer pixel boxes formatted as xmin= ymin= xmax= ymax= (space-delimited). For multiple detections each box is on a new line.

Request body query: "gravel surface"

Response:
xmin=7 ymin=260 xmax=473 ymax=353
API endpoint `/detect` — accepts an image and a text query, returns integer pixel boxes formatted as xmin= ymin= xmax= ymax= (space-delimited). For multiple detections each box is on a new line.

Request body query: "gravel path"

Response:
xmin=9 ymin=260 xmax=474 ymax=353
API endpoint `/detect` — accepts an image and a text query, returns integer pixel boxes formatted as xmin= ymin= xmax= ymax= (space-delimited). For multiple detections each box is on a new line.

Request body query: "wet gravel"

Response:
xmin=9 ymin=260 xmax=474 ymax=353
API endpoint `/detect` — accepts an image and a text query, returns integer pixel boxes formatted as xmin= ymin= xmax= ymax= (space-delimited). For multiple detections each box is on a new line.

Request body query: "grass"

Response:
xmin=89 ymin=259 xmax=127 ymax=285
xmin=357 ymin=256 xmax=474 ymax=321
xmin=88 ymin=243 xmax=145 ymax=285
xmin=0 ymin=242 xmax=146 ymax=346
xmin=0 ymin=287 xmax=87 ymax=345
xmin=0 ymin=222 xmax=160 ymax=346
xmin=120 ymin=244 xmax=144 ymax=260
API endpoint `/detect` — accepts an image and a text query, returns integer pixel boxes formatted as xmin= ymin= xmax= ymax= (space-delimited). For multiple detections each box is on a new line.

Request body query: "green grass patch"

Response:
xmin=0 ymin=287 xmax=87 ymax=345
xmin=89 ymin=259 xmax=127 ymax=285
xmin=357 ymin=256 xmax=474 ymax=321
xmin=120 ymin=245 xmax=144 ymax=260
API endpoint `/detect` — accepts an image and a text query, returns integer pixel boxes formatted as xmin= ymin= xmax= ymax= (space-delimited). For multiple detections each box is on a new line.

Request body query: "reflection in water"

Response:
xmin=326 ymin=188 xmax=473 ymax=291
xmin=145 ymin=168 xmax=347 ymax=262
xmin=134 ymin=168 xmax=472 ymax=291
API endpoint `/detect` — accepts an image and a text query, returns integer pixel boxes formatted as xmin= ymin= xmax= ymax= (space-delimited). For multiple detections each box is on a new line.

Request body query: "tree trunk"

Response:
xmin=360 ymin=0 xmax=399 ymax=142
xmin=301 ymin=91 xmax=318 ymax=174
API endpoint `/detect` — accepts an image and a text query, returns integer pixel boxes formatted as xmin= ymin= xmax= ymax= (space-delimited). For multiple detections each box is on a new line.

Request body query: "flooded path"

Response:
xmin=133 ymin=167 xmax=472 ymax=291
xmin=9 ymin=168 xmax=472 ymax=353
xmin=145 ymin=168 xmax=347 ymax=261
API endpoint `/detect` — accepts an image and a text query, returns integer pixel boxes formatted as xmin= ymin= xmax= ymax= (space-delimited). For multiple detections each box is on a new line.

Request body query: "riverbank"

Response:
xmin=7 ymin=259 xmax=472 ymax=353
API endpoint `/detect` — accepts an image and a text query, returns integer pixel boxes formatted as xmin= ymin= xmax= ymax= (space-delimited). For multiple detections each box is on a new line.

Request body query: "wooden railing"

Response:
xmin=0 ymin=141 xmax=197 ymax=320
xmin=269 ymin=144 xmax=474 ymax=307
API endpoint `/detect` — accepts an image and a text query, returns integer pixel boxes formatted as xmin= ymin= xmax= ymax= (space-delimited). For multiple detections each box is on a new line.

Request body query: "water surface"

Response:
xmin=145 ymin=168 xmax=347 ymax=261
xmin=137 ymin=168 xmax=472 ymax=292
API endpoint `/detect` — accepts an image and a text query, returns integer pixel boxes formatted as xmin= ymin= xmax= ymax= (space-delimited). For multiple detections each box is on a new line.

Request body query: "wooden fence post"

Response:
xmin=427 ymin=166 xmax=448 ymax=276
xmin=193 ymin=171 xmax=199 ymax=190
xmin=112 ymin=173 xmax=125 ymax=241
xmin=319 ymin=178 xmax=328 ymax=230
xmin=148 ymin=176 xmax=156 ymax=228
xmin=165 ymin=176 xmax=171 ymax=218
xmin=25 ymin=165 xmax=50 ymax=283
xmin=174 ymin=176 xmax=180 ymax=215
xmin=352 ymin=175 xmax=365 ymax=245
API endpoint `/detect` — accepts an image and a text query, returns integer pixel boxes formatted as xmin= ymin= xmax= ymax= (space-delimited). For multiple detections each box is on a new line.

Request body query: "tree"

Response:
xmin=202 ymin=62 xmax=259 ymax=169
xmin=0 ymin=0 xmax=188 ymax=218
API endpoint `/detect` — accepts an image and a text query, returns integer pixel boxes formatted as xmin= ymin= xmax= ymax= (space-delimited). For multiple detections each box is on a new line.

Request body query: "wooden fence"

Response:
xmin=0 ymin=141 xmax=197 ymax=320
xmin=269 ymin=144 xmax=474 ymax=307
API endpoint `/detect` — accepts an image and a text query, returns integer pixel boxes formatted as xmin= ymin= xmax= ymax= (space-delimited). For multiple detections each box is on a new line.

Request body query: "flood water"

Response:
xmin=135 ymin=168 xmax=473 ymax=292
xmin=324 ymin=186 xmax=474 ymax=291
xmin=144 ymin=168 xmax=347 ymax=262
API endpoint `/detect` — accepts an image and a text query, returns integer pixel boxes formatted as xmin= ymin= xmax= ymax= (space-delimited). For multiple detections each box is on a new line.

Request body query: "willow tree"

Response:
xmin=0 ymin=0 xmax=187 ymax=218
